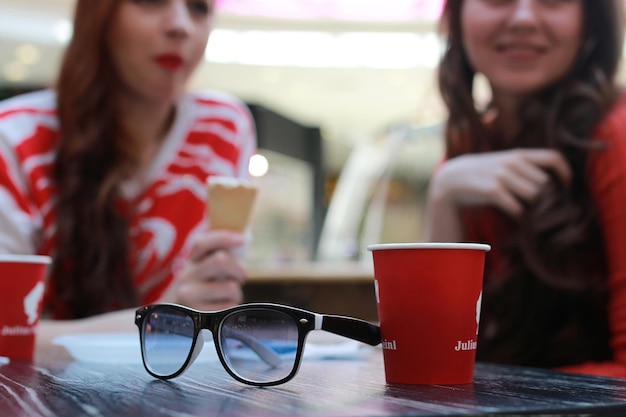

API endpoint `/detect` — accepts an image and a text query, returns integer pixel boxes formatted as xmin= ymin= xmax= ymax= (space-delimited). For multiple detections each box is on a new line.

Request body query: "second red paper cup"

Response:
xmin=0 ymin=254 xmax=51 ymax=361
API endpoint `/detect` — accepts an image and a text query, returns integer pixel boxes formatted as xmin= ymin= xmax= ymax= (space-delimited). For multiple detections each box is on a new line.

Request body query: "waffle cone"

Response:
xmin=207 ymin=178 xmax=258 ymax=232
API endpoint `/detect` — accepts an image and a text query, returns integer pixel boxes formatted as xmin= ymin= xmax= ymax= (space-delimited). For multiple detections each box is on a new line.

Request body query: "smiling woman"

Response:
xmin=0 ymin=0 xmax=258 ymax=355
xmin=426 ymin=0 xmax=626 ymax=378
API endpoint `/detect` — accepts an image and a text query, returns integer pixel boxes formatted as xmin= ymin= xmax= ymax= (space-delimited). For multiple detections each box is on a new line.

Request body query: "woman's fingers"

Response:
xmin=188 ymin=230 xmax=245 ymax=262
xmin=518 ymin=149 xmax=572 ymax=186
xmin=433 ymin=148 xmax=572 ymax=217
xmin=502 ymin=149 xmax=572 ymax=208
xmin=491 ymin=183 xmax=525 ymax=216
xmin=177 ymin=278 xmax=243 ymax=311
xmin=185 ymin=249 xmax=247 ymax=285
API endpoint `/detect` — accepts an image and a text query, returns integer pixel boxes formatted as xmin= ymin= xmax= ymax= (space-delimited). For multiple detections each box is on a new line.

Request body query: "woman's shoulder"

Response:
xmin=0 ymin=90 xmax=58 ymax=147
xmin=606 ymin=90 xmax=626 ymax=116
xmin=187 ymin=90 xmax=249 ymax=111
xmin=0 ymin=89 xmax=57 ymax=116
xmin=594 ymin=91 xmax=626 ymax=139
xmin=181 ymin=91 xmax=255 ymax=143
xmin=184 ymin=90 xmax=253 ymax=127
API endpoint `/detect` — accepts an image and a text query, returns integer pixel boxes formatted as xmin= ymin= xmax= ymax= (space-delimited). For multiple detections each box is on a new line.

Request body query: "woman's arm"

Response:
xmin=424 ymin=181 xmax=465 ymax=242
xmin=564 ymin=105 xmax=626 ymax=378
xmin=0 ymin=135 xmax=39 ymax=254
xmin=424 ymin=149 xmax=571 ymax=242
xmin=36 ymin=308 xmax=138 ymax=363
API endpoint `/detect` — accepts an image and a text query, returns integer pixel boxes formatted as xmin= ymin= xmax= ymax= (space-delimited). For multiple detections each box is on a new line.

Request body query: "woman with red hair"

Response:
xmin=0 ymin=0 xmax=255 ymax=353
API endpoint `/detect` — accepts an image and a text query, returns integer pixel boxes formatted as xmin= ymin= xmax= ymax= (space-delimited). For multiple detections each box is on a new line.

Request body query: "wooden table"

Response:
xmin=245 ymin=262 xmax=378 ymax=321
xmin=3 ymin=344 xmax=626 ymax=416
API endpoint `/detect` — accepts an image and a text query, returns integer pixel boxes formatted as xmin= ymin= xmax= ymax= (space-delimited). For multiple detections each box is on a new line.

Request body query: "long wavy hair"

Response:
xmin=438 ymin=0 xmax=624 ymax=366
xmin=49 ymin=0 xmax=142 ymax=318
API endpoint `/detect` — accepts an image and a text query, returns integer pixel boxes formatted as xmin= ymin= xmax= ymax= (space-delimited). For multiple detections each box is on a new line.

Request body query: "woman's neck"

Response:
xmin=117 ymin=94 xmax=177 ymax=171
xmin=491 ymin=92 xmax=523 ymax=144
xmin=118 ymin=96 xmax=175 ymax=146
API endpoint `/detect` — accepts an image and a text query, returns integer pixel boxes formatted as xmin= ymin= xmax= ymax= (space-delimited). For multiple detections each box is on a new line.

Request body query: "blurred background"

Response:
xmin=3 ymin=0 xmax=625 ymax=270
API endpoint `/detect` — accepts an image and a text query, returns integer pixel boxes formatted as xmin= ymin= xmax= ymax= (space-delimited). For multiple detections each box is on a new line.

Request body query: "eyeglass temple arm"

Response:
xmin=320 ymin=315 xmax=381 ymax=346
xmin=220 ymin=327 xmax=283 ymax=367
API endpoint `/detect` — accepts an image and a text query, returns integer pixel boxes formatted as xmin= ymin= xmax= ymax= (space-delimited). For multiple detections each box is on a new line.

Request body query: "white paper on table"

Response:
xmin=52 ymin=332 xmax=374 ymax=364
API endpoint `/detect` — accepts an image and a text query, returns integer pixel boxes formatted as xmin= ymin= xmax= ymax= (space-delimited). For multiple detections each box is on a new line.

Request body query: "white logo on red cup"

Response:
xmin=24 ymin=282 xmax=44 ymax=326
xmin=374 ymin=280 xmax=380 ymax=304
xmin=476 ymin=291 xmax=482 ymax=336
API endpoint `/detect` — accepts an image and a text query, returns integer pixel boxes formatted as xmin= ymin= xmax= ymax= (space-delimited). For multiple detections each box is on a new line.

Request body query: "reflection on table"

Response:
xmin=3 ymin=341 xmax=626 ymax=417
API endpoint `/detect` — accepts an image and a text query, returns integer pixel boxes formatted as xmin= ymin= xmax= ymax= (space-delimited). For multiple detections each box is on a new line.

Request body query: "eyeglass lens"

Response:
xmin=220 ymin=309 xmax=299 ymax=384
xmin=142 ymin=307 xmax=196 ymax=377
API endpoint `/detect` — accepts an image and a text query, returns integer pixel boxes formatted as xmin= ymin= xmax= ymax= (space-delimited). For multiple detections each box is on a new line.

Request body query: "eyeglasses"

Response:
xmin=135 ymin=303 xmax=381 ymax=386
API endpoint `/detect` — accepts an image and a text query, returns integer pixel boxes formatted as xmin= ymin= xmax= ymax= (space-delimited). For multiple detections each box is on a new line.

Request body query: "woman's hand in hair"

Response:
xmin=428 ymin=148 xmax=572 ymax=218
xmin=160 ymin=230 xmax=247 ymax=311
xmin=425 ymin=148 xmax=571 ymax=241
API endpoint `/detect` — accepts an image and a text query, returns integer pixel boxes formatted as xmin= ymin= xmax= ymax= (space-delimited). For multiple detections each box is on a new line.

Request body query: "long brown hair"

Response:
xmin=49 ymin=0 xmax=142 ymax=318
xmin=438 ymin=0 xmax=624 ymax=366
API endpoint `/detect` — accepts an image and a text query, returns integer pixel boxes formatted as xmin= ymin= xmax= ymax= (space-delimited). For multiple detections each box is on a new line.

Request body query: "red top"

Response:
xmin=462 ymin=95 xmax=626 ymax=378
xmin=0 ymin=90 xmax=256 ymax=318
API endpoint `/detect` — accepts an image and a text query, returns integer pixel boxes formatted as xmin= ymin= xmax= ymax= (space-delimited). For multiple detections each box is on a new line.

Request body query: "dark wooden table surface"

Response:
xmin=3 ymin=346 xmax=626 ymax=417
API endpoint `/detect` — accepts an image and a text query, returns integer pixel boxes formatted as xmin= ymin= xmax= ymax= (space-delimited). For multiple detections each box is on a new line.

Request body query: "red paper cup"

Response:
xmin=0 ymin=254 xmax=51 ymax=361
xmin=368 ymin=243 xmax=490 ymax=385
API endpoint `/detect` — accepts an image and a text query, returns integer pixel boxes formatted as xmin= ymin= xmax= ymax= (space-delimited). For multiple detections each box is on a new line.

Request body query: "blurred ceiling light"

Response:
xmin=15 ymin=44 xmax=40 ymax=65
xmin=249 ymin=154 xmax=269 ymax=177
xmin=3 ymin=61 xmax=29 ymax=83
xmin=206 ymin=29 xmax=442 ymax=69
xmin=54 ymin=19 xmax=73 ymax=44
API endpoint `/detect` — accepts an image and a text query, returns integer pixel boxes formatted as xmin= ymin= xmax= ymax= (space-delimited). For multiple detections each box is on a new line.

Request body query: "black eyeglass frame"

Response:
xmin=135 ymin=302 xmax=381 ymax=386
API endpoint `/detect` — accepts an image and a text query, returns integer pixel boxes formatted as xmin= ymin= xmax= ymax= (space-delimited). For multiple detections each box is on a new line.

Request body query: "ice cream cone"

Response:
xmin=207 ymin=176 xmax=258 ymax=232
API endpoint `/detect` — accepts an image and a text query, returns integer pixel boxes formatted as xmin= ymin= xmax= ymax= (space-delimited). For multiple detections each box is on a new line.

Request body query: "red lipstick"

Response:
xmin=155 ymin=54 xmax=184 ymax=71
